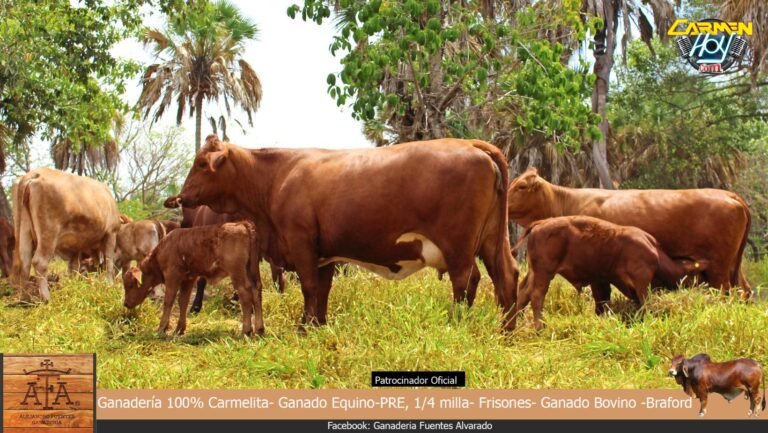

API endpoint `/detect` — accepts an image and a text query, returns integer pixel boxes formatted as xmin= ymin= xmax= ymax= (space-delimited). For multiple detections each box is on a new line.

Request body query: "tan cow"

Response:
xmin=508 ymin=169 xmax=751 ymax=297
xmin=115 ymin=220 xmax=169 ymax=275
xmin=12 ymin=168 xmax=121 ymax=301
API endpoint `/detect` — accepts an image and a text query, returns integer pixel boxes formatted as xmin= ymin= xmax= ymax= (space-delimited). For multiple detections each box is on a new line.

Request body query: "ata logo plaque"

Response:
xmin=2 ymin=354 xmax=95 ymax=433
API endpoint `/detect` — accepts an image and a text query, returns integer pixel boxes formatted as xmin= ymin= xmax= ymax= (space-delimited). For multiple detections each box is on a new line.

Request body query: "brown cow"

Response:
xmin=115 ymin=220 xmax=169 ymax=274
xmin=122 ymin=221 xmax=263 ymax=336
xmin=0 ymin=218 xmax=15 ymax=278
xmin=513 ymin=216 xmax=706 ymax=330
xmin=669 ymin=354 xmax=765 ymax=417
xmin=168 ymin=135 xmax=518 ymax=330
xmin=12 ymin=168 xmax=121 ymax=301
xmin=508 ymin=168 xmax=751 ymax=297
xmin=176 ymin=204 xmax=286 ymax=314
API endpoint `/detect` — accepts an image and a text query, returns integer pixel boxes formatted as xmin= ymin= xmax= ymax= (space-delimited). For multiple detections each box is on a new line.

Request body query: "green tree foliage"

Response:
xmin=138 ymin=0 xmax=262 ymax=153
xmin=289 ymin=0 xmax=598 ymax=164
xmin=0 ymin=1 xmax=178 ymax=168
xmin=608 ymin=39 xmax=767 ymax=189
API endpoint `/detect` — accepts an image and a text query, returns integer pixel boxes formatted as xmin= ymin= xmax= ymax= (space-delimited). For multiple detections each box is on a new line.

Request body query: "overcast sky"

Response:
xmin=117 ymin=0 xmax=371 ymax=150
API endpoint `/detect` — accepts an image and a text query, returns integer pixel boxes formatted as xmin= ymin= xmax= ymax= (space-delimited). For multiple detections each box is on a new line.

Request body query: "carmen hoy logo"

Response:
xmin=668 ymin=18 xmax=751 ymax=74
xmin=20 ymin=359 xmax=78 ymax=409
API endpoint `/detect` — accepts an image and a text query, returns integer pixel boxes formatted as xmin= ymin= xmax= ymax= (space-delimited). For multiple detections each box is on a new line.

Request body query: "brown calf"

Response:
xmin=669 ymin=354 xmax=765 ymax=417
xmin=513 ymin=216 xmax=705 ymax=330
xmin=122 ymin=221 xmax=263 ymax=336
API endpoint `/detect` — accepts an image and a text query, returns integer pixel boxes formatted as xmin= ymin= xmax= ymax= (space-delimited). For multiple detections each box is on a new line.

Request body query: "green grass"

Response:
xmin=0 ymin=260 xmax=766 ymax=389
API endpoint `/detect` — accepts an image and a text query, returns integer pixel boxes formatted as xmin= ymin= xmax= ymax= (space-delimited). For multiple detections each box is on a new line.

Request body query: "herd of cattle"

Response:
xmin=2 ymin=136 xmax=754 ymax=337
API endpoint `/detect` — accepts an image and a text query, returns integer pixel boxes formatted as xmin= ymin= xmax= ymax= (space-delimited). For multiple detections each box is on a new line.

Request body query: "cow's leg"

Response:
xmin=591 ymin=282 xmax=612 ymax=315
xmin=232 ymin=273 xmax=254 ymax=336
xmin=67 ymin=254 xmax=79 ymax=274
xmin=190 ymin=278 xmax=207 ymax=314
xmin=250 ymin=274 xmax=265 ymax=336
xmin=30 ymin=239 xmax=55 ymax=302
xmin=158 ymin=278 xmax=181 ymax=335
xmin=465 ymin=263 xmax=482 ymax=307
xmin=749 ymin=383 xmax=760 ymax=416
xmin=271 ymin=263 xmax=286 ymax=294
xmin=315 ymin=263 xmax=335 ymax=325
xmin=528 ymin=272 xmax=552 ymax=331
xmin=706 ymin=266 xmax=733 ymax=296
xmin=479 ymin=240 xmax=518 ymax=330
xmin=292 ymin=247 xmax=321 ymax=328
xmin=698 ymin=394 xmax=708 ymax=417
xmin=102 ymin=233 xmax=116 ymax=285
xmin=0 ymin=244 xmax=9 ymax=278
xmin=448 ymin=261 xmax=476 ymax=304
xmin=737 ymin=269 xmax=752 ymax=300
xmin=175 ymin=279 xmax=195 ymax=336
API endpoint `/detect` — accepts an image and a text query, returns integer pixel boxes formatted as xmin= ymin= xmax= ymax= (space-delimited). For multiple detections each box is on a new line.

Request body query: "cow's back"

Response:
xmin=22 ymin=168 xmax=120 ymax=250
xmin=527 ymin=216 xmax=657 ymax=284
xmin=561 ymin=187 xmax=748 ymax=262
xmin=272 ymin=140 xmax=502 ymax=263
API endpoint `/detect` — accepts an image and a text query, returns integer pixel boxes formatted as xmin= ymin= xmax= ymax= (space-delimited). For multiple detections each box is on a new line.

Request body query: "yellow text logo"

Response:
xmin=667 ymin=19 xmax=753 ymax=36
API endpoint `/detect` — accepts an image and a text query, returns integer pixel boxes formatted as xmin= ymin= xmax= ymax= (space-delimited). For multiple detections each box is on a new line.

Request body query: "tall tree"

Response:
xmin=138 ymin=0 xmax=263 ymax=153
xmin=581 ymin=0 xmax=676 ymax=188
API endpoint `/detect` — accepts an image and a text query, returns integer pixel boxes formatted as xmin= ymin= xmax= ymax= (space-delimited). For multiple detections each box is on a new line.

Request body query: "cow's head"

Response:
xmin=177 ymin=135 xmax=239 ymax=214
xmin=122 ymin=262 xmax=161 ymax=309
xmin=507 ymin=168 xmax=554 ymax=227
xmin=669 ymin=354 xmax=686 ymax=379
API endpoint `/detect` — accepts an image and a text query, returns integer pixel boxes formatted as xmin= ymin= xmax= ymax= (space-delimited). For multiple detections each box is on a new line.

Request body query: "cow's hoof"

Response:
xmin=189 ymin=306 xmax=202 ymax=315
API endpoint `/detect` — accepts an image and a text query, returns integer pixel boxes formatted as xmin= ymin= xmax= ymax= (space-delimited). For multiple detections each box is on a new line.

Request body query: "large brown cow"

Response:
xmin=12 ymin=168 xmax=121 ymax=301
xmin=508 ymin=169 xmax=751 ymax=297
xmin=168 ymin=135 xmax=519 ymax=330
xmin=176 ymin=204 xmax=285 ymax=314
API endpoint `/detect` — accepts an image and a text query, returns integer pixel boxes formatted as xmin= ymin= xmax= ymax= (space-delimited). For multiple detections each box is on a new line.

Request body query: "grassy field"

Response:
xmin=0 ymin=260 xmax=766 ymax=389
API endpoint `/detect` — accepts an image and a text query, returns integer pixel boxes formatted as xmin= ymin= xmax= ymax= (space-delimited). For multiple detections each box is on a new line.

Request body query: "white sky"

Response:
xmin=125 ymin=0 xmax=370 ymax=150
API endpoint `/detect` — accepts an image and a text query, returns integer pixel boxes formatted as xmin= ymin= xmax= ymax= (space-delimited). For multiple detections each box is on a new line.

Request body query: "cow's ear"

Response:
xmin=209 ymin=151 xmax=227 ymax=172
xmin=682 ymin=360 xmax=690 ymax=378
xmin=204 ymin=134 xmax=223 ymax=151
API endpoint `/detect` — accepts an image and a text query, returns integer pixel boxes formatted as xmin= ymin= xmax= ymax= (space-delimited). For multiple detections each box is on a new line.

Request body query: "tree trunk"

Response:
xmin=590 ymin=1 xmax=618 ymax=189
xmin=194 ymin=93 xmax=204 ymax=154
xmin=0 ymin=186 xmax=11 ymax=223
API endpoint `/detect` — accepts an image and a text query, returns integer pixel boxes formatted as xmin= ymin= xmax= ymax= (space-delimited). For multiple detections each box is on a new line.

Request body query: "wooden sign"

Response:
xmin=2 ymin=354 xmax=95 ymax=433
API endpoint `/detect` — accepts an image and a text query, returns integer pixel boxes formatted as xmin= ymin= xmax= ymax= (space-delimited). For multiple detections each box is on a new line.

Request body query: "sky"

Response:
xmin=121 ymin=0 xmax=370 ymax=150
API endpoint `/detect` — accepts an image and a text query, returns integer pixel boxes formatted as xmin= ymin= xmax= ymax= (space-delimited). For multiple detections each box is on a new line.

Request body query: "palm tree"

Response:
xmin=720 ymin=0 xmax=768 ymax=84
xmin=581 ymin=0 xmax=676 ymax=189
xmin=138 ymin=0 xmax=262 ymax=153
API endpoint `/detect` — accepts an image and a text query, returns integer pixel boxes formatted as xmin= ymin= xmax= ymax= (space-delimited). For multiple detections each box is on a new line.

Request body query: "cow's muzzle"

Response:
xmin=668 ymin=369 xmax=677 ymax=377
xmin=164 ymin=195 xmax=182 ymax=209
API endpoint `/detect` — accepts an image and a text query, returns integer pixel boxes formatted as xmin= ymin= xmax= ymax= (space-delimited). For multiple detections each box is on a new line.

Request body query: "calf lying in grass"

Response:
xmin=512 ymin=216 xmax=706 ymax=330
xmin=669 ymin=353 xmax=765 ymax=417
xmin=122 ymin=221 xmax=264 ymax=336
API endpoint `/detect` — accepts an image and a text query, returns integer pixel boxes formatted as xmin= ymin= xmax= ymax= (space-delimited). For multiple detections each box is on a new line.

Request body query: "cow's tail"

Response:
xmin=510 ymin=225 xmax=534 ymax=256
xmin=731 ymin=194 xmax=751 ymax=290
xmin=243 ymin=221 xmax=262 ymax=292
xmin=14 ymin=175 xmax=38 ymax=283
xmin=470 ymin=140 xmax=513 ymax=307
xmin=152 ymin=220 xmax=167 ymax=240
